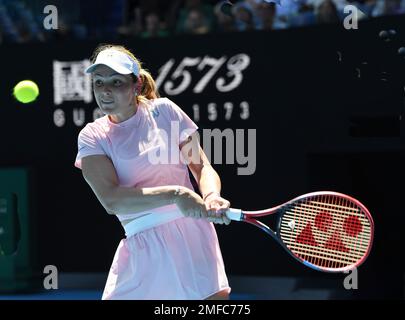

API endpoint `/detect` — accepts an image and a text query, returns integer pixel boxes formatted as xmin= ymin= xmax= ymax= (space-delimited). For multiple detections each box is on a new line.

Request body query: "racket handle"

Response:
xmin=226 ymin=208 xmax=243 ymax=221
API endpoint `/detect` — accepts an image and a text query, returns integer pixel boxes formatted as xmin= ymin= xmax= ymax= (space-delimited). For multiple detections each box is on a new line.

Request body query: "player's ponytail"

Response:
xmin=137 ymin=68 xmax=160 ymax=103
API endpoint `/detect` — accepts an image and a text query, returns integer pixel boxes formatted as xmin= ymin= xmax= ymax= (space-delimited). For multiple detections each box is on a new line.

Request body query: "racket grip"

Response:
xmin=226 ymin=208 xmax=243 ymax=221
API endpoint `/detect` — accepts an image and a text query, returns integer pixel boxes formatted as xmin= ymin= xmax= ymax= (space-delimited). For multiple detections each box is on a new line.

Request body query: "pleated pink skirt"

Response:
xmin=102 ymin=216 xmax=231 ymax=300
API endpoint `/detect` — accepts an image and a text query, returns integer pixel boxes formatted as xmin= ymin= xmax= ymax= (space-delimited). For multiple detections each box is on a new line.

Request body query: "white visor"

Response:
xmin=85 ymin=48 xmax=140 ymax=77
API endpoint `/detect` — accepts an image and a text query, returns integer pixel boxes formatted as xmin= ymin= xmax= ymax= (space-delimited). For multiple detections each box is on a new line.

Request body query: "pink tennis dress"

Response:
xmin=74 ymin=98 xmax=231 ymax=299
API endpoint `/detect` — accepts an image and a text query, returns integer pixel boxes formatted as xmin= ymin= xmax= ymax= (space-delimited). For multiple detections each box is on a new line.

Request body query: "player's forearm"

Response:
xmin=105 ymin=185 xmax=177 ymax=215
xmin=197 ymin=165 xmax=221 ymax=200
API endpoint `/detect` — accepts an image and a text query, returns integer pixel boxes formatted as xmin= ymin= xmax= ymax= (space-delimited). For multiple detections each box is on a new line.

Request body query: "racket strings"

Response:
xmin=279 ymin=229 xmax=370 ymax=254
xmin=280 ymin=215 xmax=371 ymax=242
xmin=279 ymin=194 xmax=372 ymax=269
xmin=279 ymin=236 xmax=365 ymax=261
xmin=306 ymin=195 xmax=367 ymax=267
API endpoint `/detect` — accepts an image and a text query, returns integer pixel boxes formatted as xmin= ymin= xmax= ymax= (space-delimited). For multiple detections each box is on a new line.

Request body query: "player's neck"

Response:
xmin=108 ymin=103 xmax=138 ymax=124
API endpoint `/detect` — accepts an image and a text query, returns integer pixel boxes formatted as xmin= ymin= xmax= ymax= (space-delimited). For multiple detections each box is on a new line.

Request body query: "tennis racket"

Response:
xmin=225 ymin=191 xmax=374 ymax=273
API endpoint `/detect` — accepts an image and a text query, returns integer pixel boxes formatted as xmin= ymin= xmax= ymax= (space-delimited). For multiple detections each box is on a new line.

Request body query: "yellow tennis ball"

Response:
xmin=13 ymin=80 xmax=39 ymax=103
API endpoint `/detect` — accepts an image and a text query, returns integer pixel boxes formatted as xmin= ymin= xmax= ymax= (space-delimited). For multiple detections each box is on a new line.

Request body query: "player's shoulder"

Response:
xmin=147 ymin=97 xmax=177 ymax=118
xmin=78 ymin=116 xmax=108 ymax=138
xmin=149 ymin=97 xmax=174 ymax=109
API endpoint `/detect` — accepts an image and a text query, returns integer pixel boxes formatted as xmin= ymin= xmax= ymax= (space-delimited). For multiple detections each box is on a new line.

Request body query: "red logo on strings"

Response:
xmin=296 ymin=211 xmax=362 ymax=252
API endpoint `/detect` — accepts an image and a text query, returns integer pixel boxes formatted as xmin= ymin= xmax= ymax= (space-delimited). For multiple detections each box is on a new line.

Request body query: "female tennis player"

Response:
xmin=74 ymin=44 xmax=231 ymax=300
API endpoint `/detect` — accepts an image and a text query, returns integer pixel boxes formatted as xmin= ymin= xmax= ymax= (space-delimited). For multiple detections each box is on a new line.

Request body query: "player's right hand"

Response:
xmin=173 ymin=186 xmax=208 ymax=219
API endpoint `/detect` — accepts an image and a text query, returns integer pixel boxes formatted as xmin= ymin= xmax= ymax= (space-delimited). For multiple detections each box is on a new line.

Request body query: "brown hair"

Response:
xmin=90 ymin=44 xmax=160 ymax=104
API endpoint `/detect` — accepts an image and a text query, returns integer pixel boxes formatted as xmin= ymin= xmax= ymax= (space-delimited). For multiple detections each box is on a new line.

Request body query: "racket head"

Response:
xmin=275 ymin=191 xmax=374 ymax=273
